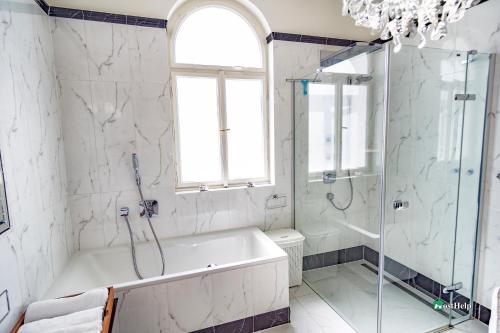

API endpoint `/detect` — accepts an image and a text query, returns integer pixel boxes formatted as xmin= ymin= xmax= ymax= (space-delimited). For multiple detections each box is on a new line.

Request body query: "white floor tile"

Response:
xmin=258 ymin=262 xmax=489 ymax=333
xmin=448 ymin=320 xmax=488 ymax=333
xmin=258 ymin=287 xmax=355 ymax=333
xmin=289 ymin=284 xmax=315 ymax=299
xmin=303 ymin=262 xmax=451 ymax=333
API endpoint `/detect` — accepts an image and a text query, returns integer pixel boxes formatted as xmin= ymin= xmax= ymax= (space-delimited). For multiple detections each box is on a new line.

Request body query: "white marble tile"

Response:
xmin=0 ymin=1 xmax=70 ymax=329
xmin=258 ymin=287 xmax=354 ymax=333
xmin=101 ymin=190 xmax=141 ymax=247
xmin=60 ymin=79 xmax=100 ymax=195
xmin=85 ymin=20 xmax=131 ymax=82
xmin=211 ymin=267 xmax=253 ymax=325
xmin=131 ymin=81 xmax=174 ymax=191
xmin=128 ymin=26 xmax=170 ymax=83
xmin=303 ymin=262 xmax=451 ymax=333
xmin=50 ymin=17 xmax=90 ymax=80
xmin=91 ymin=81 xmax=137 ymax=193
xmin=449 ymin=320 xmax=488 ymax=333
xmin=116 ymin=284 xmax=170 ymax=333
xmin=69 ymin=193 xmax=104 ymax=250
xmin=167 ymin=274 xmax=214 ymax=332
xmin=252 ymin=259 xmax=289 ymax=315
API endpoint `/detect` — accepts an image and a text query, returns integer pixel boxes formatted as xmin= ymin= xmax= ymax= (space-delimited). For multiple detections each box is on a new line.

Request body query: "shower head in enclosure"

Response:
xmin=319 ymin=42 xmax=383 ymax=70
xmin=354 ymin=75 xmax=373 ymax=84
xmin=132 ymin=153 xmax=141 ymax=186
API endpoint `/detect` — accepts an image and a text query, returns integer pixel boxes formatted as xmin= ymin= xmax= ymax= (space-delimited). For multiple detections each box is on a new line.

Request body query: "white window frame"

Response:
xmin=169 ymin=1 xmax=270 ymax=191
xmin=308 ymin=76 xmax=369 ymax=180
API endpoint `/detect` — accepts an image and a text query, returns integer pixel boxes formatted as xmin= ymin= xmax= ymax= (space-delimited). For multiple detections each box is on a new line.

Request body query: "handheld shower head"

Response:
xmin=355 ymin=75 xmax=373 ymax=84
xmin=132 ymin=153 xmax=141 ymax=186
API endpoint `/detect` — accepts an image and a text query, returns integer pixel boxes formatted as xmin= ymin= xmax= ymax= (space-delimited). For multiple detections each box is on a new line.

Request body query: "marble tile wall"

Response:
xmin=474 ymin=3 xmax=500 ymax=308
xmin=396 ymin=0 xmax=500 ymax=310
xmin=113 ymin=259 xmax=289 ymax=333
xmin=51 ymin=18 xmax=338 ymax=250
xmin=0 ymin=0 xmax=71 ymax=330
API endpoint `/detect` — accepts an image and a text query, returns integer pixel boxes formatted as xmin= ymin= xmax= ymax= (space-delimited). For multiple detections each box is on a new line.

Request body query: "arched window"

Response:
xmin=170 ymin=2 xmax=269 ymax=190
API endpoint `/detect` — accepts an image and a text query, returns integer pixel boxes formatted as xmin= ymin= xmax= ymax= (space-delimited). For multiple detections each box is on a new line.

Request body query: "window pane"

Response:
xmin=226 ymin=79 xmax=266 ymax=180
xmin=176 ymin=76 xmax=222 ymax=183
xmin=342 ymin=85 xmax=367 ymax=170
xmin=175 ymin=7 xmax=262 ymax=68
xmin=308 ymin=83 xmax=336 ymax=174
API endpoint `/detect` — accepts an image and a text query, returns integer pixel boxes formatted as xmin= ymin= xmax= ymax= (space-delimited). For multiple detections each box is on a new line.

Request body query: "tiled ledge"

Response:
xmin=303 ymin=246 xmax=491 ymax=326
xmin=192 ymin=307 xmax=290 ymax=333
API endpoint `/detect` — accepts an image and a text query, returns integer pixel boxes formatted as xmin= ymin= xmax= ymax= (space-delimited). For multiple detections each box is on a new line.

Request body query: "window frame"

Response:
xmin=307 ymin=77 xmax=369 ymax=181
xmin=169 ymin=1 xmax=267 ymax=72
xmin=169 ymin=1 xmax=270 ymax=191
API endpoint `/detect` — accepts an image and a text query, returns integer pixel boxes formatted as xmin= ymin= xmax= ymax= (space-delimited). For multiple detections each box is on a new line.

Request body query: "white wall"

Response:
xmin=46 ymin=0 xmax=373 ymax=41
xmin=52 ymin=17 xmax=338 ymax=250
xmin=0 ymin=0 xmax=71 ymax=330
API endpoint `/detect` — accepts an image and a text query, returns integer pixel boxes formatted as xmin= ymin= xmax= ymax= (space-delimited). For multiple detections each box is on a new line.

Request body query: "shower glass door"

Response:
xmin=381 ymin=46 xmax=490 ymax=332
xmin=294 ymin=43 xmax=490 ymax=333
xmin=295 ymin=45 xmax=387 ymax=333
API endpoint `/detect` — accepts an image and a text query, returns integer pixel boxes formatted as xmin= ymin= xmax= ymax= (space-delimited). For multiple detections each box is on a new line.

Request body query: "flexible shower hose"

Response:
xmin=327 ymin=169 xmax=354 ymax=211
xmin=123 ymin=185 xmax=166 ymax=280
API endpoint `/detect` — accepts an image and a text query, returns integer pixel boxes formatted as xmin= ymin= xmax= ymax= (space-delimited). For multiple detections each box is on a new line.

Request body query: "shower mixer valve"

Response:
xmin=140 ymin=200 xmax=159 ymax=218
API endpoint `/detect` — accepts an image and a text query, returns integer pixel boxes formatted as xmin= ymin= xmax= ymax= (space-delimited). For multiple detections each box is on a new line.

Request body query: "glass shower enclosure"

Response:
xmin=293 ymin=42 xmax=492 ymax=333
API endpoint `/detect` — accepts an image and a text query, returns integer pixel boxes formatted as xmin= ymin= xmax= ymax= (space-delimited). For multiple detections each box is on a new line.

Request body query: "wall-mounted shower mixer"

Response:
xmin=323 ymin=171 xmax=336 ymax=184
xmin=140 ymin=200 xmax=159 ymax=218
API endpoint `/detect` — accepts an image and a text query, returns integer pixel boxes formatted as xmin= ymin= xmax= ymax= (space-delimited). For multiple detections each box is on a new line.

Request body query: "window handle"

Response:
xmin=220 ymin=128 xmax=231 ymax=132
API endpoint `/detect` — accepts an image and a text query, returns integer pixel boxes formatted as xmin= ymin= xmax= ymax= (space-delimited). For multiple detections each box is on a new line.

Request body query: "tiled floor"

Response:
xmin=258 ymin=283 xmax=355 ymax=333
xmin=303 ymin=261 xmax=449 ymax=333
xmin=258 ymin=264 xmax=489 ymax=333
xmin=448 ymin=320 xmax=488 ymax=333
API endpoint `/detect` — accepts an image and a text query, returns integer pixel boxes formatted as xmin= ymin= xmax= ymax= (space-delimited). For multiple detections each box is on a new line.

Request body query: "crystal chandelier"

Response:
xmin=342 ymin=0 xmax=476 ymax=52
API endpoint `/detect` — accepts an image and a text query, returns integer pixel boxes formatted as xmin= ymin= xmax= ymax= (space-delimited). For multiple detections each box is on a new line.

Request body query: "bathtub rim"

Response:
xmin=53 ymin=226 xmax=288 ymax=294
xmin=113 ymin=226 xmax=288 ymax=292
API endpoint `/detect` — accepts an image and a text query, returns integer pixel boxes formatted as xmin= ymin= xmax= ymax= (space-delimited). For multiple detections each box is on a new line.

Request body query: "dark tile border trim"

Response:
xmin=303 ymin=245 xmax=364 ymax=270
xmin=266 ymin=32 xmax=358 ymax=47
xmin=34 ymin=0 xmax=49 ymax=14
xmin=33 ymin=0 xmax=167 ymax=28
xmin=303 ymin=245 xmax=491 ymax=325
xmin=191 ymin=307 xmax=290 ymax=333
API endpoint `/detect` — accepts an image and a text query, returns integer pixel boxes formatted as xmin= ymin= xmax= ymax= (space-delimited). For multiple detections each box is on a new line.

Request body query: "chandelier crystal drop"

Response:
xmin=342 ymin=0 xmax=476 ymax=52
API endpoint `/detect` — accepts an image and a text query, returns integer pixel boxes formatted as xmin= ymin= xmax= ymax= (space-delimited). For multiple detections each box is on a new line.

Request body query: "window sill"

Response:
xmin=175 ymin=182 xmax=274 ymax=195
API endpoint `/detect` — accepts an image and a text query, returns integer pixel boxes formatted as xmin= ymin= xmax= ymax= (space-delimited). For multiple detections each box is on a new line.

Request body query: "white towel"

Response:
xmin=489 ymin=287 xmax=500 ymax=333
xmin=44 ymin=320 xmax=102 ymax=333
xmin=19 ymin=307 xmax=103 ymax=333
xmin=25 ymin=288 xmax=108 ymax=323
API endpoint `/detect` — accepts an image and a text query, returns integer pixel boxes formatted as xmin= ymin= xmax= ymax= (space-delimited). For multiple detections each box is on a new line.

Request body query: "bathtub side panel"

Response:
xmin=115 ymin=283 xmax=170 ymax=333
xmin=167 ymin=274 xmax=214 ymax=332
xmin=211 ymin=267 xmax=254 ymax=325
xmin=111 ymin=259 xmax=289 ymax=333
xmin=252 ymin=258 xmax=290 ymax=316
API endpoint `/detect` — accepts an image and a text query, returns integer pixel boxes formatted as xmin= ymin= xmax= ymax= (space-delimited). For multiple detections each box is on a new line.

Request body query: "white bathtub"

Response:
xmin=45 ymin=227 xmax=290 ymax=332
